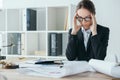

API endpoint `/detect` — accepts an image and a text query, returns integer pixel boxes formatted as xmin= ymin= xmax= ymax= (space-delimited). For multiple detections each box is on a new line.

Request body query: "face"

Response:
xmin=76 ymin=8 xmax=92 ymax=30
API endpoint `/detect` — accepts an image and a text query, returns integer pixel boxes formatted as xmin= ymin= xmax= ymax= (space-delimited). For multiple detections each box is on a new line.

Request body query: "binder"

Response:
xmin=27 ymin=9 xmax=36 ymax=30
xmin=48 ymin=33 xmax=62 ymax=56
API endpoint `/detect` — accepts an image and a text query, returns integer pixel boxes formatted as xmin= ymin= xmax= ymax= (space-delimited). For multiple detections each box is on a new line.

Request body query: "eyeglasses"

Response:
xmin=76 ymin=16 xmax=91 ymax=22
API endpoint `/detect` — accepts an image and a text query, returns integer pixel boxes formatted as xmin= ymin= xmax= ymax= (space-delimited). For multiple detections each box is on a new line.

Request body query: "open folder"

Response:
xmin=18 ymin=61 xmax=91 ymax=78
xmin=17 ymin=59 xmax=120 ymax=78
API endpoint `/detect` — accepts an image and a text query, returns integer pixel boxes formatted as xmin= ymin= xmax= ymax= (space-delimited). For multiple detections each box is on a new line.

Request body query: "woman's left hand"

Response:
xmin=90 ymin=14 xmax=97 ymax=36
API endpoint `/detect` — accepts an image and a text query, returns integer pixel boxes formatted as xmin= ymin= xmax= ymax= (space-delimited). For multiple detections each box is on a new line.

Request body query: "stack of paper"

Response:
xmin=17 ymin=61 xmax=92 ymax=78
xmin=0 ymin=74 xmax=7 ymax=80
xmin=17 ymin=59 xmax=120 ymax=78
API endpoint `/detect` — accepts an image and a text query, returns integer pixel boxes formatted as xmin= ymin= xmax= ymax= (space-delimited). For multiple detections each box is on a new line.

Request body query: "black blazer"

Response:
xmin=66 ymin=24 xmax=109 ymax=61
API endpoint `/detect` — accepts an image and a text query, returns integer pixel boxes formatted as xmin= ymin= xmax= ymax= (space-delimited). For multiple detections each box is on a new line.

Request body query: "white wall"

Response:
xmin=39 ymin=33 xmax=46 ymax=51
xmin=2 ymin=0 xmax=70 ymax=8
xmin=92 ymin=0 xmax=120 ymax=62
xmin=7 ymin=9 xmax=22 ymax=31
xmin=37 ymin=8 xmax=46 ymax=30
xmin=0 ymin=0 xmax=3 ymax=9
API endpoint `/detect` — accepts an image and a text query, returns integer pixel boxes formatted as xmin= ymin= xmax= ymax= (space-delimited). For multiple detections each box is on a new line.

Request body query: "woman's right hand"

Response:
xmin=71 ymin=13 xmax=82 ymax=35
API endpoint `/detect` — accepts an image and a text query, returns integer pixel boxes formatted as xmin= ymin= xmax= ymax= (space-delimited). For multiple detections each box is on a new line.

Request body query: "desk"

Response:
xmin=0 ymin=68 xmax=115 ymax=80
xmin=0 ymin=58 xmax=119 ymax=80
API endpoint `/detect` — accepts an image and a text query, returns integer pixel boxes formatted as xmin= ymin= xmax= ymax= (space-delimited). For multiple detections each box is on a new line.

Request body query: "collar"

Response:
xmin=81 ymin=27 xmax=91 ymax=34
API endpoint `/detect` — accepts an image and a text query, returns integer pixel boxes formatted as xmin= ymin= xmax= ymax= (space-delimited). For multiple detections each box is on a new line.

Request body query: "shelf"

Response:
xmin=26 ymin=8 xmax=46 ymax=31
xmin=46 ymin=56 xmax=67 ymax=60
xmin=7 ymin=33 xmax=25 ymax=55
xmin=47 ymin=32 xmax=68 ymax=57
xmin=0 ymin=4 xmax=76 ymax=59
xmin=25 ymin=31 xmax=46 ymax=33
xmin=0 ymin=33 xmax=7 ymax=55
xmin=47 ymin=30 xmax=68 ymax=33
xmin=26 ymin=32 xmax=46 ymax=56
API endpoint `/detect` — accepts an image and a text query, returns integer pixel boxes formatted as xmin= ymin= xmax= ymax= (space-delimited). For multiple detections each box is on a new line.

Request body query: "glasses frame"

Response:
xmin=76 ymin=16 xmax=91 ymax=22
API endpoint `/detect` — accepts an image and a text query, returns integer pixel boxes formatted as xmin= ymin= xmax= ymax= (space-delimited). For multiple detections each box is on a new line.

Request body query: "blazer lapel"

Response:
xmin=77 ymin=29 xmax=84 ymax=41
xmin=77 ymin=29 xmax=86 ymax=52
xmin=87 ymin=32 xmax=92 ymax=51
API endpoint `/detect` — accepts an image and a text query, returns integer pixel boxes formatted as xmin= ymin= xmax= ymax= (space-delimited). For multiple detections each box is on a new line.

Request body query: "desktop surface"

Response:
xmin=0 ymin=58 xmax=119 ymax=80
xmin=0 ymin=68 xmax=114 ymax=80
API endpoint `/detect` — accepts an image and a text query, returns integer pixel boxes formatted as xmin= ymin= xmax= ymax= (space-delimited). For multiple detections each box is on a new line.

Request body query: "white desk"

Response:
xmin=0 ymin=58 xmax=119 ymax=80
xmin=0 ymin=69 xmax=115 ymax=80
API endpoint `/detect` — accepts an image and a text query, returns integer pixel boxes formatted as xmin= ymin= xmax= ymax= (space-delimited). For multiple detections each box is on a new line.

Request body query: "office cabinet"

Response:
xmin=0 ymin=4 xmax=76 ymax=60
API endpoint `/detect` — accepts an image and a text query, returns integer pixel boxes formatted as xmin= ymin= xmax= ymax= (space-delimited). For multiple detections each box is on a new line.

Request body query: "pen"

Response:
xmin=59 ymin=65 xmax=63 ymax=68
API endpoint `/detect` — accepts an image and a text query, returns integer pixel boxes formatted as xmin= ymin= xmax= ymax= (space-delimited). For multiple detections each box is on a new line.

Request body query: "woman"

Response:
xmin=66 ymin=0 xmax=109 ymax=61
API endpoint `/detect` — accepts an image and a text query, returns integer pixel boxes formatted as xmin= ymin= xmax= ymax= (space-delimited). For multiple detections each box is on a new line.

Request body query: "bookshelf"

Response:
xmin=0 ymin=4 xmax=76 ymax=60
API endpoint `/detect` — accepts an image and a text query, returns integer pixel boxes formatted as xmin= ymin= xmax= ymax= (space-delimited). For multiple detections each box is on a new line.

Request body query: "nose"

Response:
xmin=81 ymin=20 xmax=86 ymax=25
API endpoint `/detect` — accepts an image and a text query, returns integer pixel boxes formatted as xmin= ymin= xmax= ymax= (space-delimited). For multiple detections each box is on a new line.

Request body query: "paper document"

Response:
xmin=17 ymin=59 xmax=120 ymax=78
xmin=17 ymin=61 xmax=91 ymax=78
xmin=89 ymin=59 xmax=119 ymax=76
